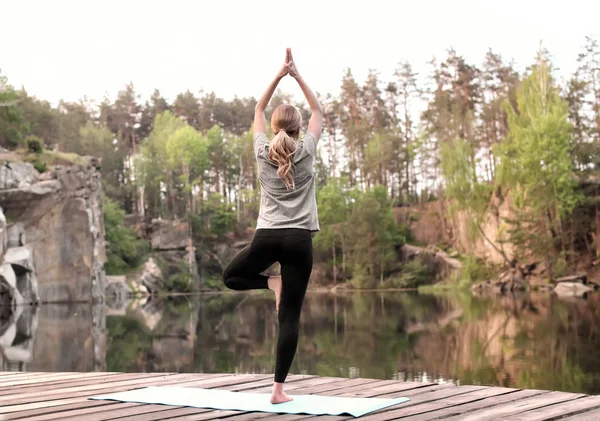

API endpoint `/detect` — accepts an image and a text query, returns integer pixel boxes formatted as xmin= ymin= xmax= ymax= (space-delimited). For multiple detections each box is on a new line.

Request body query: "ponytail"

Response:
xmin=268 ymin=130 xmax=297 ymax=190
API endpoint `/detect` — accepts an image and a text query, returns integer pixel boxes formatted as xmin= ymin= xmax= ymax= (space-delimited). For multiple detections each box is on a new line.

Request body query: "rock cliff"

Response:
xmin=0 ymin=157 xmax=106 ymax=303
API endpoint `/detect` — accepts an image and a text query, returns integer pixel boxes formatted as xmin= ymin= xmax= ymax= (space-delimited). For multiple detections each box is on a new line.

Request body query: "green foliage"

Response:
xmin=346 ymin=186 xmax=405 ymax=287
xmin=495 ymin=54 xmax=582 ymax=270
xmin=496 ymin=57 xmax=580 ymax=218
xmin=440 ymin=138 xmax=494 ymax=240
xmin=457 ymin=255 xmax=494 ymax=285
xmin=386 ymin=259 xmax=436 ymax=288
xmin=25 ymin=135 xmax=43 ymax=153
xmin=23 ymin=149 xmax=86 ymax=176
xmin=78 ymin=122 xmax=126 ymax=202
xmin=103 ymin=195 xmax=149 ymax=275
xmin=154 ymin=254 xmax=195 ymax=292
xmin=166 ymin=260 xmax=194 ymax=291
xmin=314 ymin=177 xmax=349 ymax=253
xmin=0 ymin=70 xmax=27 ymax=149
xmin=33 ymin=161 xmax=47 ymax=173
xmin=201 ymin=193 xmax=235 ymax=235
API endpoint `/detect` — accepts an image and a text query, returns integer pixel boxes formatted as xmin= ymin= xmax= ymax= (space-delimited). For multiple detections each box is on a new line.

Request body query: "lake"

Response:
xmin=2 ymin=291 xmax=600 ymax=394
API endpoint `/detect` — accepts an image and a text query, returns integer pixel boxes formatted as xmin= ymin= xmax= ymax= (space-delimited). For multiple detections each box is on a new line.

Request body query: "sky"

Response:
xmin=2 ymin=0 xmax=600 ymax=107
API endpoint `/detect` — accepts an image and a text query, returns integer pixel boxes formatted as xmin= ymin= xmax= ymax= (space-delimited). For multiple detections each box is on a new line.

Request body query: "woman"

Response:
xmin=222 ymin=48 xmax=322 ymax=404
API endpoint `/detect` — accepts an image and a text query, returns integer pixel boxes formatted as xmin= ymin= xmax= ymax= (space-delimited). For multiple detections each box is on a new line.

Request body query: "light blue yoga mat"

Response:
xmin=90 ymin=386 xmax=410 ymax=418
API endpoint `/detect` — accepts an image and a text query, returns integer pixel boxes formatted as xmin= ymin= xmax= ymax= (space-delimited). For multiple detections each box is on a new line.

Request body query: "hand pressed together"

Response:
xmin=277 ymin=48 xmax=300 ymax=79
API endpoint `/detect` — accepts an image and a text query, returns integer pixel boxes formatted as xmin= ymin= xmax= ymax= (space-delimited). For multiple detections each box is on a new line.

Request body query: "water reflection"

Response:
xmin=2 ymin=291 xmax=600 ymax=394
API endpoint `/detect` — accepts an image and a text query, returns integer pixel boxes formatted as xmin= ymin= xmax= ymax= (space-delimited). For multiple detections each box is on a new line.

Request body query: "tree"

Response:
xmin=0 ymin=69 xmax=27 ymax=148
xmin=496 ymin=53 xmax=581 ymax=275
xmin=137 ymin=111 xmax=185 ymax=218
xmin=79 ymin=122 xmax=124 ymax=201
xmin=394 ymin=61 xmax=419 ymax=201
xmin=440 ymin=138 xmax=509 ymax=264
xmin=314 ymin=178 xmax=350 ymax=283
xmin=167 ymin=125 xmax=209 ymax=217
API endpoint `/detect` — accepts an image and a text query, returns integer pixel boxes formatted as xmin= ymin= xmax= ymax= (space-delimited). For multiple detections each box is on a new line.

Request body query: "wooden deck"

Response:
xmin=0 ymin=372 xmax=599 ymax=420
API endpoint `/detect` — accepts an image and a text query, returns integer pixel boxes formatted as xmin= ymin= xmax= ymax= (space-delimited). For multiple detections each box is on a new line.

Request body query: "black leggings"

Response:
xmin=222 ymin=228 xmax=313 ymax=383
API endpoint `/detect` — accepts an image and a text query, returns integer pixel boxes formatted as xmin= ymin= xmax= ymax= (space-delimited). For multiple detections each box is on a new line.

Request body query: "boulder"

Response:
xmin=0 ymin=162 xmax=39 ymax=189
xmin=134 ymin=258 xmax=163 ymax=293
xmin=150 ymin=219 xmax=190 ymax=250
xmin=554 ymin=281 xmax=594 ymax=298
xmin=3 ymin=246 xmax=34 ymax=273
xmin=0 ymin=263 xmax=16 ymax=290
xmin=105 ymin=276 xmax=132 ymax=300
xmin=0 ymin=264 xmax=24 ymax=308
xmin=130 ymin=281 xmax=149 ymax=296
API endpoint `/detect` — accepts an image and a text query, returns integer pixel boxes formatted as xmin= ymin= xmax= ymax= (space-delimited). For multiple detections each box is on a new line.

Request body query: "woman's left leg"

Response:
xmin=271 ymin=232 xmax=313 ymax=403
xmin=222 ymin=236 xmax=277 ymax=291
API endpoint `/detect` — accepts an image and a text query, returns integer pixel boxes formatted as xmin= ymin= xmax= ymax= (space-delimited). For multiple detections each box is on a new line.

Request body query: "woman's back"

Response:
xmin=254 ymin=131 xmax=319 ymax=232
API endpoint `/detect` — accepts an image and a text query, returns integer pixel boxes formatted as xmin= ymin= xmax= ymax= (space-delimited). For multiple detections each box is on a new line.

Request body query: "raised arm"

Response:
xmin=286 ymin=48 xmax=323 ymax=139
xmin=254 ymin=53 xmax=289 ymax=136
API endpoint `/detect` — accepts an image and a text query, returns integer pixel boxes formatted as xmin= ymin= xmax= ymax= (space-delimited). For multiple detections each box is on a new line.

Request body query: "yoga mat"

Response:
xmin=90 ymin=386 xmax=410 ymax=418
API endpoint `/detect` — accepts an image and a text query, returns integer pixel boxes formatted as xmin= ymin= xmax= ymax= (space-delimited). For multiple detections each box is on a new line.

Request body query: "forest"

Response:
xmin=1 ymin=37 xmax=599 ymax=289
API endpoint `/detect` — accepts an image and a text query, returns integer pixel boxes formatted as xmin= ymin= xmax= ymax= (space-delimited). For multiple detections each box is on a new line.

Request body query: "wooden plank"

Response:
xmin=396 ymin=389 xmax=549 ymax=421
xmin=499 ymin=395 xmax=600 ymax=420
xmin=281 ymin=378 xmax=383 ymax=395
xmin=244 ymin=377 xmax=354 ymax=395
xmin=441 ymin=390 xmax=587 ymax=421
xmin=57 ymin=404 xmax=194 ymax=421
xmin=328 ymin=381 xmax=444 ymax=398
xmin=0 ymin=372 xmax=123 ymax=394
xmin=225 ymin=375 xmax=318 ymax=392
xmin=0 ymin=373 xmax=193 ymax=412
xmin=560 ymin=407 xmax=600 ymax=420
xmin=0 ymin=372 xmax=118 ymax=388
xmin=0 ymin=373 xmax=255 ymax=415
xmin=358 ymin=386 xmax=518 ymax=420
xmin=0 ymin=373 xmax=230 ymax=419
xmin=0 ymin=372 xmax=43 ymax=379
xmin=2 ymin=401 xmax=120 ymax=421
xmin=316 ymin=385 xmax=489 ymax=421
xmin=0 ymin=372 xmax=181 ymax=405
xmin=317 ymin=380 xmax=402 ymax=397
xmin=157 ymin=410 xmax=243 ymax=421
xmin=0 ymin=373 xmax=71 ymax=386
xmin=108 ymin=407 xmax=215 ymax=421
xmin=11 ymin=403 xmax=141 ymax=421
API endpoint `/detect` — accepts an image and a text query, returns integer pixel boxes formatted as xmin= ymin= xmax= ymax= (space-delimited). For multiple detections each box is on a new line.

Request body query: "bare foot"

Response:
xmin=268 ymin=275 xmax=282 ymax=312
xmin=270 ymin=391 xmax=293 ymax=404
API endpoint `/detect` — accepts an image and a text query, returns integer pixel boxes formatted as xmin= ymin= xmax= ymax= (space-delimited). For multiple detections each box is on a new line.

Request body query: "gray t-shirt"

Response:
xmin=254 ymin=132 xmax=320 ymax=232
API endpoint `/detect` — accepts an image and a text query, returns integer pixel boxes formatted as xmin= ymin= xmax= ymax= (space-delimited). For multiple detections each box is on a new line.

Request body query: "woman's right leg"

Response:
xmin=222 ymin=236 xmax=277 ymax=291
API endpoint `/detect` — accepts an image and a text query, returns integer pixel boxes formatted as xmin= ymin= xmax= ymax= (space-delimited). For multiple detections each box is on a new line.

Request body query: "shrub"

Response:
xmin=33 ymin=161 xmax=47 ymax=173
xmin=26 ymin=135 xmax=43 ymax=154
xmin=386 ymin=259 xmax=436 ymax=288
xmin=103 ymin=195 xmax=150 ymax=275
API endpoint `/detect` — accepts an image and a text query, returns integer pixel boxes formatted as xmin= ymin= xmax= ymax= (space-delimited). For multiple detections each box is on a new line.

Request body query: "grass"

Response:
xmin=22 ymin=150 xmax=87 ymax=168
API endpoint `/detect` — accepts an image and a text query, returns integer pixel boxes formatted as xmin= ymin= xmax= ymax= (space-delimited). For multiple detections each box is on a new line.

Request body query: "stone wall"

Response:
xmin=394 ymin=195 xmax=515 ymax=265
xmin=0 ymin=158 xmax=106 ymax=303
xmin=120 ymin=217 xmax=199 ymax=293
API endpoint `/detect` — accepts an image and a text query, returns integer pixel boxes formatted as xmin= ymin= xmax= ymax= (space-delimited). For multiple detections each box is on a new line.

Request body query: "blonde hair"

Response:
xmin=269 ymin=104 xmax=302 ymax=190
